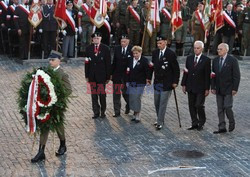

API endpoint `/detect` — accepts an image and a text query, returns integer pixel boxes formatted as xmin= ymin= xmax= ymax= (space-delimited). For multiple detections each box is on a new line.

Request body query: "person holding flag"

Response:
xmin=191 ymin=2 xmax=205 ymax=42
xmin=160 ymin=0 xmax=172 ymax=47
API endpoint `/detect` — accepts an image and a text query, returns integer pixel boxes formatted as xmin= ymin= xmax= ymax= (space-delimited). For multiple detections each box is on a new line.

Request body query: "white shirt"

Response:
xmin=133 ymin=57 xmax=141 ymax=68
xmin=159 ymin=46 xmax=167 ymax=58
xmin=195 ymin=53 xmax=202 ymax=63
xmin=220 ymin=54 xmax=227 ymax=66
xmin=122 ymin=46 xmax=128 ymax=54
xmin=53 ymin=65 xmax=60 ymax=71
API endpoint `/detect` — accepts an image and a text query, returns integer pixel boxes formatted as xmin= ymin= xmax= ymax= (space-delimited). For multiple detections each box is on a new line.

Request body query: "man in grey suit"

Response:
xmin=211 ymin=43 xmax=241 ymax=134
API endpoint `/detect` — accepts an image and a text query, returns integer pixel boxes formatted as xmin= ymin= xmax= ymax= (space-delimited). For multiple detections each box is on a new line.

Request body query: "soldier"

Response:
xmin=181 ymin=41 xmax=211 ymax=131
xmin=222 ymin=3 xmax=237 ymax=54
xmin=115 ymin=0 xmax=130 ymax=44
xmin=40 ymin=0 xmax=58 ymax=58
xmin=13 ymin=0 xmax=30 ymax=59
xmin=191 ymin=2 xmax=205 ymax=42
xmin=239 ymin=0 xmax=250 ymax=55
xmin=31 ymin=50 xmax=72 ymax=163
xmin=152 ymin=36 xmax=180 ymax=130
xmin=85 ymin=32 xmax=112 ymax=119
xmin=111 ymin=34 xmax=132 ymax=117
xmin=175 ymin=0 xmax=191 ymax=56
xmin=126 ymin=0 xmax=142 ymax=46
xmin=160 ymin=0 xmax=172 ymax=47
xmin=78 ymin=0 xmax=93 ymax=55
xmin=141 ymin=0 xmax=158 ymax=56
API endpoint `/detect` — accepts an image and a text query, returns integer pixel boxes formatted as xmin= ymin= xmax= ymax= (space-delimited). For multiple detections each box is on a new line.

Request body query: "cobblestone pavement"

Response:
xmin=0 ymin=55 xmax=250 ymax=177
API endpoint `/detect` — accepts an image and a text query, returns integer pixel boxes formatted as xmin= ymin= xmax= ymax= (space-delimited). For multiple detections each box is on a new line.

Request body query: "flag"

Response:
xmin=54 ymin=0 xmax=67 ymax=29
xmin=171 ymin=0 xmax=183 ymax=37
xmin=159 ymin=0 xmax=165 ymax=11
xmin=28 ymin=0 xmax=43 ymax=28
xmin=147 ymin=0 xmax=160 ymax=36
xmin=203 ymin=0 xmax=212 ymax=43
xmin=214 ymin=0 xmax=224 ymax=33
xmin=91 ymin=0 xmax=107 ymax=28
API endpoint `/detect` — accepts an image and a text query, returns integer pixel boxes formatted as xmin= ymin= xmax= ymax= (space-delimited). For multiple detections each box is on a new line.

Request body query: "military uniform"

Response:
xmin=239 ymin=5 xmax=250 ymax=55
xmin=14 ymin=4 xmax=30 ymax=59
xmin=125 ymin=2 xmax=142 ymax=45
xmin=115 ymin=0 xmax=130 ymax=43
xmin=191 ymin=10 xmax=205 ymax=42
xmin=40 ymin=4 xmax=58 ymax=58
xmin=160 ymin=6 xmax=172 ymax=46
xmin=141 ymin=2 xmax=157 ymax=55
xmin=78 ymin=2 xmax=93 ymax=54
xmin=175 ymin=3 xmax=191 ymax=56
xmin=0 ymin=0 xmax=9 ymax=53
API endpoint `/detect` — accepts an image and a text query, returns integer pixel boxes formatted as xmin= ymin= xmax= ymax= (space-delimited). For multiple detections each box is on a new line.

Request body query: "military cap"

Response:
xmin=156 ymin=35 xmax=167 ymax=41
xmin=48 ymin=50 xmax=62 ymax=60
xmin=121 ymin=34 xmax=129 ymax=39
xmin=91 ymin=32 xmax=102 ymax=38
xmin=66 ymin=0 xmax=73 ymax=4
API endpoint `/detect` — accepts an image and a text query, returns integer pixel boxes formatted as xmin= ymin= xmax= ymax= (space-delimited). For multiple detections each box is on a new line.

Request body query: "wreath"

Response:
xmin=17 ymin=67 xmax=70 ymax=134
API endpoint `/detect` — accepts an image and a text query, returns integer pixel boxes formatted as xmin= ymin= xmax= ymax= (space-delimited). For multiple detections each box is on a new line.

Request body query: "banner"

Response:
xmin=28 ymin=0 xmax=43 ymax=28
xmin=214 ymin=0 xmax=224 ymax=33
xmin=171 ymin=0 xmax=183 ymax=37
xmin=54 ymin=0 xmax=67 ymax=29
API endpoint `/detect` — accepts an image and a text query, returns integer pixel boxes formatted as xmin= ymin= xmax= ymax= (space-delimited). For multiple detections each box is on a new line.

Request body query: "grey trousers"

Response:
xmin=113 ymin=83 xmax=129 ymax=115
xmin=216 ymin=94 xmax=235 ymax=130
xmin=154 ymin=90 xmax=172 ymax=125
xmin=62 ymin=35 xmax=74 ymax=57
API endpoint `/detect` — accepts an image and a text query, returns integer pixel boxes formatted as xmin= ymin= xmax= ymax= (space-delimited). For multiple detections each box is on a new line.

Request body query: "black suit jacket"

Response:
xmin=85 ymin=43 xmax=112 ymax=83
xmin=181 ymin=54 xmax=211 ymax=94
xmin=112 ymin=45 xmax=133 ymax=83
xmin=222 ymin=11 xmax=237 ymax=36
xmin=126 ymin=56 xmax=151 ymax=86
xmin=211 ymin=55 xmax=240 ymax=95
xmin=41 ymin=5 xmax=57 ymax=31
xmin=14 ymin=5 xmax=30 ymax=34
xmin=152 ymin=48 xmax=180 ymax=91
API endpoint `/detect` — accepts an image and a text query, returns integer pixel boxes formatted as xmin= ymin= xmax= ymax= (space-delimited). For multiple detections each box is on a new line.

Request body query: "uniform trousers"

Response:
xmin=40 ymin=124 xmax=65 ymax=146
xmin=188 ymin=92 xmax=206 ymax=127
xmin=113 ymin=82 xmax=129 ymax=115
xmin=19 ymin=32 xmax=29 ymax=59
xmin=154 ymin=90 xmax=172 ymax=125
xmin=90 ymin=82 xmax=106 ymax=116
xmin=62 ymin=35 xmax=74 ymax=57
xmin=216 ymin=94 xmax=235 ymax=130
xmin=43 ymin=31 xmax=57 ymax=57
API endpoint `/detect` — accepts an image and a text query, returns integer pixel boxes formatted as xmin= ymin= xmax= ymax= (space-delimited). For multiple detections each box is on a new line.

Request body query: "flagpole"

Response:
xmin=28 ymin=26 xmax=33 ymax=60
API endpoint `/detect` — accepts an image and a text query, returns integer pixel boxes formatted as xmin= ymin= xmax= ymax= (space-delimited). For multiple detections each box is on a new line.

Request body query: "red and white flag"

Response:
xmin=54 ymin=0 xmax=67 ymax=29
xmin=107 ymin=0 xmax=116 ymax=12
xmin=214 ymin=0 xmax=224 ymax=33
xmin=90 ymin=0 xmax=107 ymax=28
xmin=28 ymin=0 xmax=43 ymax=28
xmin=171 ymin=0 xmax=183 ymax=37
xmin=147 ymin=0 xmax=160 ymax=36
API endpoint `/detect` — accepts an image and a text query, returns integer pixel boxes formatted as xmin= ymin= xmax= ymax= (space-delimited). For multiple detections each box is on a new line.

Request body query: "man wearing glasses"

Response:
xmin=211 ymin=43 xmax=241 ymax=134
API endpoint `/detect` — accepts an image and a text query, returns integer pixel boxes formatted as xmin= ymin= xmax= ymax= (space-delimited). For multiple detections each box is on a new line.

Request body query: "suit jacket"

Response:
xmin=14 ymin=5 xmax=30 ymax=34
xmin=41 ymin=5 xmax=57 ymax=31
xmin=211 ymin=55 xmax=240 ymax=95
xmin=181 ymin=54 xmax=211 ymax=94
xmin=222 ymin=11 xmax=237 ymax=36
xmin=112 ymin=45 xmax=133 ymax=83
xmin=56 ymin=67 xmax=72 ymax=95
xmin=126 ymin=56 xmax=151 ymax=86
xmin=152 ymin=48 xmax=180 ymax=91
xmin=85 ymin=43 xmax=112 ymax=83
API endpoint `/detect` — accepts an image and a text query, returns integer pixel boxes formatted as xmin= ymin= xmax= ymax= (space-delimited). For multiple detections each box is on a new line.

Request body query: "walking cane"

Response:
xmin=173 ymin=89 xmax=181 ymax=128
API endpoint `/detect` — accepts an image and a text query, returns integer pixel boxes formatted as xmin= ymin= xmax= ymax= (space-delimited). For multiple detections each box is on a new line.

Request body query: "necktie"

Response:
xmin=194 ymin=56 xmax=198 ymax=67
xmin=122 ymin=48 xmax=125 ymax=56
xmin=219 ymin=57 xmax=223 ymax=71
xmin=94 ymin=45 xmax=98 ymax=54
xmin=160 ymin=51 xmax=163 ymax=59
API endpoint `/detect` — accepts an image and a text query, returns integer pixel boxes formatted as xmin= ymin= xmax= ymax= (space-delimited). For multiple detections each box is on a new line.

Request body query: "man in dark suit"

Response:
xmin=85 ymin=32 xmax=112 ymax=119
xmin=111 ymin=34 xmax=132 ymax=117
xmin=222 ymin=3 xmax=237 ymax=53
xmin=31 ymin=50 xmax=72 ymax=163
xmin=181 ymin=40 xmax=211 ymax=131
xmin=211 ymin=43 xmax=240 ymax=134
xmin=40 ymin=0 xmax=58 ymax=58
xmin=13 ymin=0 xmax=30 ymax=59
xmin=152 ymin=36 xmax=180 ymax=130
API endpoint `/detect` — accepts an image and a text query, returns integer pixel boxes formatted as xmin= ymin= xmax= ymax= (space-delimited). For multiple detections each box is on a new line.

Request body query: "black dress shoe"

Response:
xmin=197 ymin=126 xmax=203 ymax=131
xmin=135 ymin=119 xmax=140 ymax=123
xmin=229 ymin=124 xmax=235 ymax=132
xmin=31 ymin=151 xmax=45 ymax=163
xmin=92 ymin=115 xmax=99 ymax=119
xmin=113 ymin=114 xmax=120 ymax=117
xmin=125 ymin=108 xmax=130 ymax=114
xmin=156 ymin=125 xmax=162 ymax=130
xmin=213 ymin=129 xmax=227 ymax=134
xmin=100 ymin=114 xmax=106 ymax=118
xmin=153 ymin=122 xmax=157 ymax=127
xmin=55 ymin=146 xmax=67 ymax=156
xmin=187 ymin=125 xmax=198 ymax=130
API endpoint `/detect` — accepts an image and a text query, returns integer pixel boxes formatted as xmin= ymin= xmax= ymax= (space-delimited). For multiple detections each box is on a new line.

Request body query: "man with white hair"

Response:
xmin=211 ymin=43 xmax=241 ymax=134
xmin=181 ymin=40 xmax=211 ymax=131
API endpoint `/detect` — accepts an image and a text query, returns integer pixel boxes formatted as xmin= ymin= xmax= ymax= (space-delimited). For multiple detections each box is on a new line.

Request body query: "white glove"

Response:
xmin=39 ymin=29 xmax=43 ymax=33
xmin=75 ymin=27 xmax=78 ymax=32
xmin=78 ymin=26 xmax=82 ymax=34
xmin=62 ymin=30 xmax=67 ymax=36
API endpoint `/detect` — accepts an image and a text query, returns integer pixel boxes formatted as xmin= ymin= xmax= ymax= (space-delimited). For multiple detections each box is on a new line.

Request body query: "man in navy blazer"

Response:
xmin=111 ymin=34 xmax=133 ymax=117
xmin=85 ymin=32 xmax=112 ymax=119
xmin=211 ymin=43 xmax=240 ymax=134
xmin=152 ymin=36 xmax=180 ymax=130
xmin=181 ymin=40 xmax=211 ymax=131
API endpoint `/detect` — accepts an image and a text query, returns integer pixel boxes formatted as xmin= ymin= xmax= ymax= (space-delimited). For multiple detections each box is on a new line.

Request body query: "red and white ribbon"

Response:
xmin=223 ymin=11 xmax=236 ymax=29
xmin=66 ymin=9 xmax=76 ymax=32
xmin=128 ymin=5 xmax=140 ymax=24
xmin=162 ymin=8 xmax=171 ymax=21
xmin=195 ymin=10 xmax=205 ymax=31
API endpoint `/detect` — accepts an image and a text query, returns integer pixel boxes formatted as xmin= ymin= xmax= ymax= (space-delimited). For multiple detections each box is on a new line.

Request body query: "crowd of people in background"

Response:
xmin=0 ymin=0 xmax=250 ymax=60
